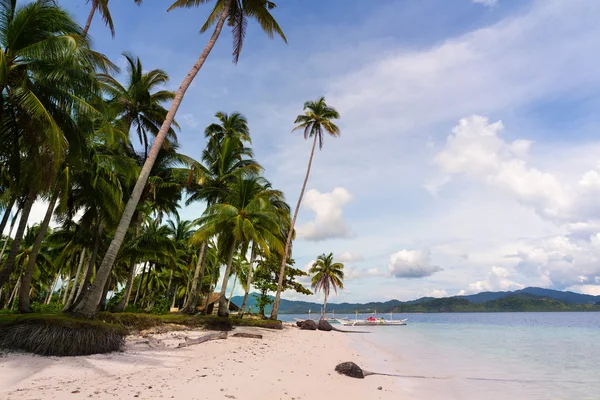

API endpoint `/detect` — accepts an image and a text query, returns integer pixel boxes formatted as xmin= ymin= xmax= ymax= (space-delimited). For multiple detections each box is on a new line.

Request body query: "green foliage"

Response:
xmin=149 ymin=297 xmax=170 ymax=315
xmin=253 ymin=253 xmax=311 ymax=315
xmin=30 ymin=302 xmax=63 ymax=314
xmin=0 ymin=315 xmax=126 ymax=356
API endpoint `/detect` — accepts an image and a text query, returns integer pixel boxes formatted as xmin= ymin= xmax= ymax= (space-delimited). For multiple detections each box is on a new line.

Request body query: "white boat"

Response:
xmin=337 ymin=312 xmax=407 ymax=326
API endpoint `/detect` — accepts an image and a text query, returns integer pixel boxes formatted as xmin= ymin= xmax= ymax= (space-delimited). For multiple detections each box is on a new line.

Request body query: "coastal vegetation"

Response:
xmin=0 ymin=0 xmax=319 ymax=349
xmin=310 ymin=253 xmax=344 ymax=316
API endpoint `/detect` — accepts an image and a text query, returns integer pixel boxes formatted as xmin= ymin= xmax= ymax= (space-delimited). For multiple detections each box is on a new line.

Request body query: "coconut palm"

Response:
xmin=270 ymin=97 xmax=341 ymax=319
xmin=73 ymin=0 xmax=286 ymax=317
xmin=182 ymin=116 xmax=261 ymax=313
xmin=82 ymin=0 xmax=144 ymax=37
xmin=310 ymin=253 xmax=344 ymax=317
xmin=101 ymin=52 xmax=178 ymax=158
xmin=0 ymin=0 xmax=112 ymax=289
xmin=192 ymin=176 xmax=285 ymax=316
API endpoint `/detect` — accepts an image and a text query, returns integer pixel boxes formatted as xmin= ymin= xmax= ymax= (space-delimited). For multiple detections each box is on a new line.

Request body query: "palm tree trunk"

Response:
xmin=240 ymin=244 xmax=256 ymax=315
xmin=18 ymin=191 xmax=58 ymax=312
xmin=99 ymin=274 xmax=112 ymax=311
xmin=73 ymin=222 xmax=104 ymax=306
xmin=82 ymin=0 xmax=97 ymax=36
xmin=45 ymin=272 xmax=60 ymax=304
xmin=140 ymin=263 xmax=153 ymax=306
xmin=0 ymin=186 xmax=36 ymax=288
xmin=204 ymin=266 xmax=219 ymax=315
xmin=61 ymin=274 xmax=71 ymax=304
xmin=323 ymin=292 xmax=328 ymax=318
xmin=171 ymin=286 xmax=178 ymax=309
xmin=6 ymin=276 xmax=20 ymax=309
xmin=182 ymin=242 xmax=206 ymax=313
xmin=218 ymin=239 xmax=237 ymax=317
xmin=166 ymin=265 xmax=174 ymax=297
xmin=113 ymin=260 xmax=137 ymax=312
xmin=0 ymin=194 xmax=16 ymax=238
xmin=72 ymin=0 xmax=233 ymax=317
xmin=63 ymin=248 xmax=86 ymax=310
xmin=271 ymin=134 xmax=319 ymax=319
xmin=0 ymin=205 xmax=21 ymax=262
xmin=133 ymin=262 xmax=148 ymax=306
xmin=227 ymin=273 xmax=238 ymax=311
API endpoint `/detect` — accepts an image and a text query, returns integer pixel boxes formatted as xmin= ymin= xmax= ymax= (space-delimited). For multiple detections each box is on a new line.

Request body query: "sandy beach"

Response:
xmin=0 ymin=323 xmax=401 ymax=400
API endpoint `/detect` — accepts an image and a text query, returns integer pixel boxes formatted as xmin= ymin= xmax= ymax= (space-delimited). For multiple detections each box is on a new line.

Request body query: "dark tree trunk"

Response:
xmin=133 ymin=262 xmax=148 ymax=306
xmin=218 ymin=239 xmax=237 ymax=317
xmin=0 ymin=186 xmax=36 ymax=288
xmin=113 ymin=259 xmax=137 ymax=312
xmin=99 ymin=274 xmax=112 ymax=311
xmin=0 ymin=194 xmax=16 ymax=239
xmin=72 ymin=222 xmax=104 ymax=308
xmin=182 ymin=242 xmax=206 ymax=313
xmin=18 ymin=191 xmax=58 ymax=312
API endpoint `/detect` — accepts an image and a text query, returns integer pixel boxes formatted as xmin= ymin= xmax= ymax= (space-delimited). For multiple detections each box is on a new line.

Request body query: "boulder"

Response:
xmin=296 ymin=321 xmax=303 ymax=328
xmin=300 ymin=319 xmax=317 ymax=330
xmin=335 ymin=362 xmax=365 ymax=379
xmin=317 ymin=319 xmax=333 ymax=332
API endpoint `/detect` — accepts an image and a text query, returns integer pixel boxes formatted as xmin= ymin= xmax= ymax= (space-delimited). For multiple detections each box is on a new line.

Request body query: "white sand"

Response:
xmin=0 ymin=324 xmax=402 ymax=399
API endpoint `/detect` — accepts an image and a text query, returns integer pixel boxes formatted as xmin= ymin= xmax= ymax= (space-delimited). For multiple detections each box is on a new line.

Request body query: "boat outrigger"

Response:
xmin=336 ymin=311 xmax=407 ymax=326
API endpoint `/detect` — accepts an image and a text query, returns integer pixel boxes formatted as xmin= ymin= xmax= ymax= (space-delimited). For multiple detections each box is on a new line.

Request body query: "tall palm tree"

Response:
xmin=82 ymin=0 xmax=143 ymax=37
xmin=310 ymin=253 xmax=344 ymax=317
xmin=101 ymin=52 xmax=178 ymax=158
xmin=270 ymin=97 xmax=341 ymax=319
xmin=182 ymin=114 xmax=260 ymax=313
xmin=192 ymin=176 xmax=285 ymax=316
xmin=73 ymin=0 xmax=286 ymax=317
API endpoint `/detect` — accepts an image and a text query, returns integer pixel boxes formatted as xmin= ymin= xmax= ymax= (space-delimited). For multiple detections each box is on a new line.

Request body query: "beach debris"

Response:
xmin=317 ymin=319 xmax=333 ymax=331
xmin=232 ymin=333 xmax=263 ymax=339
xmin=335 ymin=362 xmax=365 ymax=379
xmin=177 ymin=332 xmax=228 ymax=348
xmin=377 ymin=386 xmax=383 ymax=390
xmin=299 ymin=320 xmax=317 ymax=330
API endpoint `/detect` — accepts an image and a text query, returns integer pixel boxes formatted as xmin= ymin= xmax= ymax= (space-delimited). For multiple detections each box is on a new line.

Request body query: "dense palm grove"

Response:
xmin=0 ymin=0 xmax=345 ymax=321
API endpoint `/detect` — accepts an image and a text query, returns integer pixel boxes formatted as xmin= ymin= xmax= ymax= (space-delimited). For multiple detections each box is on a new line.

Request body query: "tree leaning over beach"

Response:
xmin=310 ymin=253 xmax=344 ymax=317
xmin=270 ymin=97 xmax=341 ymax=319
xmin=72 ymin=0 xmax=287 ymax=317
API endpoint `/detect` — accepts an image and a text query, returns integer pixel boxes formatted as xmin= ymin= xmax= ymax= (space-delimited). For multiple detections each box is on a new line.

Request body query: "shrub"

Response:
xmin=233 ymin=317 xmax=282 ymax=330
xmin=31 ymin=301 xmax=63 ymax=314
xmin=0 ymin=315 xmax=126 ymax=356
xmin=149 ymin=298 xmax=170 ymax=315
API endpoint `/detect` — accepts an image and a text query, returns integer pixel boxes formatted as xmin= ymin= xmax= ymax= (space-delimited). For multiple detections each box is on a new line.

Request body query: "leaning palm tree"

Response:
xmin=310 ymin=253 xmax=344 ymax=317
xmin=82 ymin=0 xmax=143 ymax=37
xmin=270 ymin=97 xmax=341 ymax=319
xmin=73 ymin=0 xmax=287 ymax=317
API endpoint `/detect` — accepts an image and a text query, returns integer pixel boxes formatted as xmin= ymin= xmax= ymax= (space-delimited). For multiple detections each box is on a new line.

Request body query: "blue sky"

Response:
xmin=22 ymin=0 xmax=600 ymax=302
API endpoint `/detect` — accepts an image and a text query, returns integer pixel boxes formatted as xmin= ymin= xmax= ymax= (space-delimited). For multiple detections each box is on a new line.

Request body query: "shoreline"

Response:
xmin=0 ymin=324 xmax=402 ymax=399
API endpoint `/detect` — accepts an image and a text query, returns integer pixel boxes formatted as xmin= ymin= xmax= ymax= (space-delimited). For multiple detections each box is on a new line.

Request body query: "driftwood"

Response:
xmin=335 ymin=362 xmax=449 ymax=380
xmin=232 ymin=333 xmax=263 ymax=339
xmin=177 ymin=332 xmax=227 ymax=348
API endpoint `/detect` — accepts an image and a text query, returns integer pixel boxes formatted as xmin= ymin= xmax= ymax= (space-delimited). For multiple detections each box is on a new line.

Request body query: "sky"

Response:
xmin=9 ymin=0 xmax=600 ymax=303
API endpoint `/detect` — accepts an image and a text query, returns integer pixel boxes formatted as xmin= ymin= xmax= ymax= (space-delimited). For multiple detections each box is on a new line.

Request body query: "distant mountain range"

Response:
xmin=231 ymin=287 xmax=600 ymax=314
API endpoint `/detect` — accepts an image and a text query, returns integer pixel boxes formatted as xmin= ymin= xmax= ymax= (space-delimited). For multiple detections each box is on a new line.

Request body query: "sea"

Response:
xmin=280 ymin=312 xmax=600 ymax=400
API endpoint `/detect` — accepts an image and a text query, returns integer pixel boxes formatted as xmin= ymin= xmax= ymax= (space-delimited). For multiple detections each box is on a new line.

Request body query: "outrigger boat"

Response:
xmin=336 ymin=311 xmax=407 ymax=326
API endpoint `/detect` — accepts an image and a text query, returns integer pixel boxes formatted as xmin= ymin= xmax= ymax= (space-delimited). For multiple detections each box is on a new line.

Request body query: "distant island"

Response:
xmin=233 ymin=287 xmax=600 ymax=314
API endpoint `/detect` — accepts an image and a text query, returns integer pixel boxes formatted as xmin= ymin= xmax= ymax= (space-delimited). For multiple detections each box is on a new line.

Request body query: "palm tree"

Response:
xmin=0 ymin=0 xmax=112 ymax=289
xmin=270 ymin=97 xmax=341 ymax=319
xmin=310 ymin=253 xmax=344 ymax=317
xmin=101 ymin=53 xmax=178 ymax=158
xmin=192 ymin=176 xmax=285 ymax=317
xmin=82 ymin=0 xmax=143 ymax=37
xmin=73 ymin=0 xmax=286 ymax=317
xmin=182 ymin=114 xmax=261 ymax=313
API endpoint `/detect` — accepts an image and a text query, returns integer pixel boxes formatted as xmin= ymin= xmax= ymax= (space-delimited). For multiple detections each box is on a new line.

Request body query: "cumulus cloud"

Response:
xmin=388 ymin=249 xmax=443 ymax=278
xmin=472 ymin=0 xmax=498 ymax=7
xmin=432 ymin=115 xmax=600 ymax=224
xmin=426 ymin=289 xmax=449 ymax=298
xmin=337 ymin=252 xmax=365 ymax=262
xmin=296 ymin=188 xmax=353 ymax=241
xmin=459 ymin=266 xmax=524 ymax=295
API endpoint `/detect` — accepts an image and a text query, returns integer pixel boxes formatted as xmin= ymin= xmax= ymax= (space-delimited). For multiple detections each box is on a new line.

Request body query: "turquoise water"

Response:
xmin=282 ymin=312 xmax=600 ymax=399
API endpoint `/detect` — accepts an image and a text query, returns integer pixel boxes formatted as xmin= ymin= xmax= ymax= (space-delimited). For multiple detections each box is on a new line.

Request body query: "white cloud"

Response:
xmin=426 ymin=289 xmax=449 ymax=298
xmin=472 ymin=0 xmax=498 ymax=7
xmin=566 ymin=284 xmax=600 ymax=296
xmin=388 ymin=249 xmax=443 ymax=278
xmin=460 ymin=266 xmax=524 ymax=295
xmin=296 ymin=188 xmax=353 ymax=241
xmin=337 ymin=252 xmax=365 ymax=262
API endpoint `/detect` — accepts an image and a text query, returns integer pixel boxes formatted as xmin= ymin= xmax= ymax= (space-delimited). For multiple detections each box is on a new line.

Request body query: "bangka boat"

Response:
xmin=336 ymin=313 xmax=407 ymax=326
